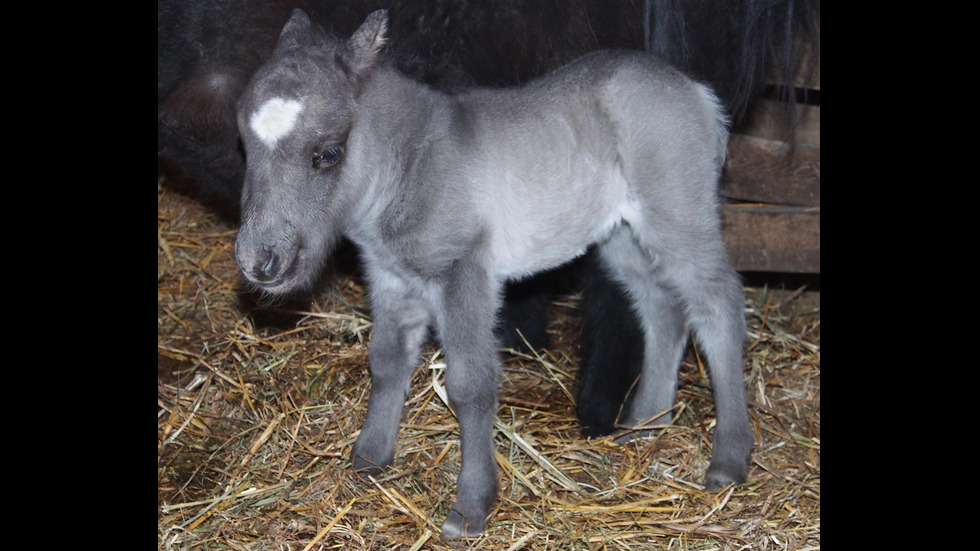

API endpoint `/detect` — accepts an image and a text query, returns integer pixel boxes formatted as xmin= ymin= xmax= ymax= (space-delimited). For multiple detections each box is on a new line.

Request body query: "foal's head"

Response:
xmin=234 ymin=9 xmax=387 ymax=295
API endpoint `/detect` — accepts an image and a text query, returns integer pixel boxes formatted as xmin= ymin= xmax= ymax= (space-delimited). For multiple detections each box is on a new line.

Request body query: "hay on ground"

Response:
xmin=158 ymin=178 xmax=820 ymax=550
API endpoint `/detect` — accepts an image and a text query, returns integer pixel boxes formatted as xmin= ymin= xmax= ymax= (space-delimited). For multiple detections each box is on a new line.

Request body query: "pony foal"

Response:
xmin=235 ymin=9 xmax=752 ymax=538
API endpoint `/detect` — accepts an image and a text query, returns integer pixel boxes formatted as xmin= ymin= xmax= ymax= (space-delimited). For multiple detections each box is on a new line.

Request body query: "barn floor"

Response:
xmin=157 ymin=177 xmax=820 ymax=550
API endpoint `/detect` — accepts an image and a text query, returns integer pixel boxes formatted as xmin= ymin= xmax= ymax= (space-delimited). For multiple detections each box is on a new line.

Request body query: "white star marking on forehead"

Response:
xmin=249 ymin=98 xmax=304 ymax=147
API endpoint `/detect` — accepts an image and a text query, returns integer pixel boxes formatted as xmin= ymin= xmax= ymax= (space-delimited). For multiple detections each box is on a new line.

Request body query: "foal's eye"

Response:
xmin=312 ymin=145 xmax=344 ymax=171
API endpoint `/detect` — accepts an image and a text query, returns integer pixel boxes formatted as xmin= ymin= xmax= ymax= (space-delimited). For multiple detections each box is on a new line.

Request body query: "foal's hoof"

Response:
xmin=350 ymin=454 xmax=385 ymax=476
xmin=441 ymin=508 xmax=487 ymax=540
xmin=703 ymin=461 xmax=747 ymax=490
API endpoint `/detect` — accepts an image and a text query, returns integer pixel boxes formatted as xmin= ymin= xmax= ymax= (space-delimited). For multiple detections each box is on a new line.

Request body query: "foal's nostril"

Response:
xmin=255 ymin=247 xmax=279 ymax=281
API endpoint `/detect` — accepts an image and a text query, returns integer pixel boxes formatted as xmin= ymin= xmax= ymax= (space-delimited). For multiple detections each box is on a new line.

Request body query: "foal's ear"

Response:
xmin=275 ymin=9 xmax=315 ymax=53
xmin=347 ymin=9 xmax=388 ymax=73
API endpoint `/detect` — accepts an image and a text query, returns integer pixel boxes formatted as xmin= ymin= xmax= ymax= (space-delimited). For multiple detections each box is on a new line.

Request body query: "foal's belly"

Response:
xmin=471 ymin=146 xmax=635 ymax=282
xmin=490 ymin=195 xmax=638 ymax=281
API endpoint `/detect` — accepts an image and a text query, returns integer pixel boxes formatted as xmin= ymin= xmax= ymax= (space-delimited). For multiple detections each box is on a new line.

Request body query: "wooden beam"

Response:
xmin=722 ymin=134 xmax=820 ymax=207
xmin=722 ymin=205 xmax=819 ymax=273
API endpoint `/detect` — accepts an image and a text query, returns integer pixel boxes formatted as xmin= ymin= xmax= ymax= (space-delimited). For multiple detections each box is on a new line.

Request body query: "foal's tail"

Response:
xmin=692 ymin=82 xmax=731 ymax=174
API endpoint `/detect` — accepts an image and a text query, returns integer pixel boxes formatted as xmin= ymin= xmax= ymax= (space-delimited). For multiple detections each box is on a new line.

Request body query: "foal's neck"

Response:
xmin=365 ymin=67 xmax=477 ymax=146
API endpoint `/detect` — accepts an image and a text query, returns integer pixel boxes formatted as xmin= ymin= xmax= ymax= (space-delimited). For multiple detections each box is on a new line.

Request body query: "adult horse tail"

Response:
xmin=577 ymin=0 xmax=819 ymax=436
xmin=642 ymin=0 xmax=819 ymax=128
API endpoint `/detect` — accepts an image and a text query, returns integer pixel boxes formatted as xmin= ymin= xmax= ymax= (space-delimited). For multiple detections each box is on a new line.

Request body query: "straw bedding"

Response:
xmin=158 ymin=177 xmax=819 ymax=550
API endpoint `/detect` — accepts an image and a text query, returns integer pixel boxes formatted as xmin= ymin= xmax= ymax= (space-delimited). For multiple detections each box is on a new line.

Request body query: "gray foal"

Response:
xmin=234 ymin=9 xmax=752 ymax=539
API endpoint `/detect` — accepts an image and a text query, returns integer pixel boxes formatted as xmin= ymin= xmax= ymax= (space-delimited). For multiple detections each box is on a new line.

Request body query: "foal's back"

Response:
xmin=362 ymin=50 xmax=729 ymax=280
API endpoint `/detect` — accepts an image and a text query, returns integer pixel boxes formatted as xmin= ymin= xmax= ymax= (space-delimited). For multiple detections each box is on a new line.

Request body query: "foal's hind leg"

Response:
xmin=595 ymin=230 xmax=689 ymax=434
xmin=645 ymin=233 xmax=752 ymax=489
xmin=599 ymin=225 xmax=752 ymax=488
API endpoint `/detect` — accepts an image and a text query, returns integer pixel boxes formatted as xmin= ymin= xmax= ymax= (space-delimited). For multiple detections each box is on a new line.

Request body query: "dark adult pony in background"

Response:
xmin=158 ymin=0 xmax=819 ymax=437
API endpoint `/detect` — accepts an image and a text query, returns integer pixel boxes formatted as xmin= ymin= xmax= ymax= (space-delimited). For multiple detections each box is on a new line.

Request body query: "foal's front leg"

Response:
xmin=351 ymin=274 xmax=431 ymax=474
xmin=437 ymin=257 xmax=503 ymax=539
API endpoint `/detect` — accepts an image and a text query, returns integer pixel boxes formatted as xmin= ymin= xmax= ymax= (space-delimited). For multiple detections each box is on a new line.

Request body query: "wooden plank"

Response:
xmin=722 ymin=135 xmax=820 ymax=207
xmin=719 ymin=14 xmax=819 ymax=274
xmin=736 ymin=100 xmax=820 ymax=147
xmin=722 ymin=205 xmax=819 ymax=273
